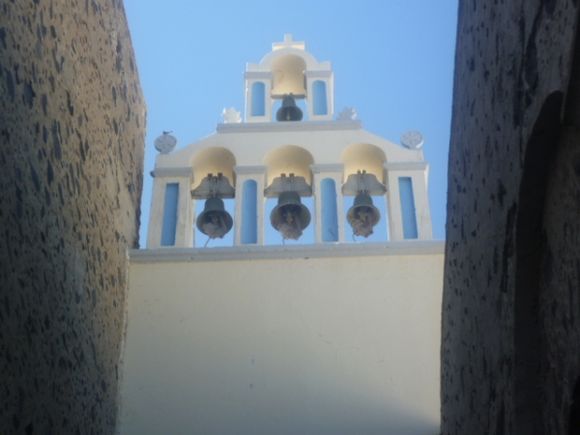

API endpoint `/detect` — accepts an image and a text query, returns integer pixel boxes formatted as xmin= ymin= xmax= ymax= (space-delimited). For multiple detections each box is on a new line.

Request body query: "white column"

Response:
xmin=174 ymin=176 xmax=193 ymax=247
xmin=385 ymin=165 xmax=404 ymax=242
xmin=311 ymin=164 xmax=344 ymax=243
xmin=305 ymin=76 xmax=314 ymax=121
xmin=411 ymin=169 xmax=433 ymax=240
xmin=265 ymin=79 xmax=273 ymax=121
xmin=233 ymin=166 xmax=266 ymax=246
xmin=327 ymin=73 xmax=335 ymax=119
xmin=146 ymin=177 xmax=165 ymax=248
xmin=190 ymin=198 xmax=197 ymax=248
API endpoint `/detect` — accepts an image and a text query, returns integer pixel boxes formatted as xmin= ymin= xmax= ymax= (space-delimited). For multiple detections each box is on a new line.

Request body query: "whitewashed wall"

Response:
xmin=119 ymin=244 xmax=443 ymax=435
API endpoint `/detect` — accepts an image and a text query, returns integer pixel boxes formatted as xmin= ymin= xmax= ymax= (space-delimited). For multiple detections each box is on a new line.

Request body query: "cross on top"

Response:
xmin=272 ymin=33 xmax=305 ymax=51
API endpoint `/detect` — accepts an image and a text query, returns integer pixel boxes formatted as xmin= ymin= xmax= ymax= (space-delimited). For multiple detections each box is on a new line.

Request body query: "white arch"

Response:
xmin=191 ymin=147 xmax=237 ymax=189
xmin=264 ymin=145 xmax=315 ymax=186
xmin=341 ymin=143 xmax=387 ymax=183
xmin=257 ymin=47 xmax=325 ymax=71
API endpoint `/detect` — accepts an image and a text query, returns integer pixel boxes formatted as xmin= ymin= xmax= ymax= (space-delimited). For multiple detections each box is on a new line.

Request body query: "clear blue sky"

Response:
xmin=123 ymin=0 xmax=458 ymax=246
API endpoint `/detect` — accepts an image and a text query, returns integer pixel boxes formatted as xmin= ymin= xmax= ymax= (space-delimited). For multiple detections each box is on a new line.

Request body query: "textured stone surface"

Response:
xmin=442 ymin=1 xmax=580 ymax=434
xmin=0 ymin=1 xmax=144 ymax=433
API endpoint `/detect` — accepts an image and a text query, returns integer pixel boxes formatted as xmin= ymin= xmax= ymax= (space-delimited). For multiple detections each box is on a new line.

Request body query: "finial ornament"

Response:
xmin=154 ymin=131 xmax=177 ymax=154
xmin=400 ymin=131 xmax=424 ymax=149
xmin=337 ymin=107 xmax=357 ymax=121
xmin=222 ymin=107 xmax=241 ymax=124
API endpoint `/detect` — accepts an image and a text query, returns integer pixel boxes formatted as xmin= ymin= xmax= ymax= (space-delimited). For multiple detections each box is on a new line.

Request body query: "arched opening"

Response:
xmin=251 ymin=82 xmax=266 ymax=116
xmin=340 ymin=143 xmax=387 ymax=240
xmin=264 ymin=145 xmax=314 ymax=244
xmin=399 ymin=177 xmax=418 ymax=239
xmin=191 ymin=147 xmax=236 ymax=191
xmin=161 ymin=183 xmax=179 ymax=246
xmin=241 ymin=180 xmax=258 ymax=244
xmin=191 ymin=147 xmax=237 ymax=248
xmin=321 ymin=178 xmax=338 ymax=242
xmin=341 ymin=143 xmax=387 ymax=184
xmin=312 ymin=80 xmax=328 ymax=115
xmin=263 ymin=145 xmax=314 ymax=187
xmin=514 ymin=91 xmax=563 ymax=435
xmin=271 ymin=54 xmax=307 ymax=98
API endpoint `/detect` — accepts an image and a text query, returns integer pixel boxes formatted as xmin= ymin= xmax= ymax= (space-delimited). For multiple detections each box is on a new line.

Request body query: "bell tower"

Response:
xmin=245 ymin=34 xmax=334 ymax=123
xmin=122 ymin=37 xmax=443 ymax=435
xmin=145 ymin=34 xmax=433 ymax=248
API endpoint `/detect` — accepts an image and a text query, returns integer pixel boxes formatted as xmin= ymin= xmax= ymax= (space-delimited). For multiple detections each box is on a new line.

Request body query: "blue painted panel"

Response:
xmin=251 ymin=82 xmax=265 ymax=116
xmin=241 ymin=180 xmax=258 ymax=244
xmin=161 ymin=183 xmax=179 ymax=246
xmin=313 ymin=80 xmax=328 ymax=115
xmin=399 ymin=177 xmax=418 ymax=239
xmin=321 ymin=178 xmax=338 ymax=242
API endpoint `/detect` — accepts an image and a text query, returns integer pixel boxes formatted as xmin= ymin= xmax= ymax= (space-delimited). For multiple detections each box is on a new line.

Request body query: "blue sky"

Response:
xmin=123 ymin=0 xmax=458 ymax=246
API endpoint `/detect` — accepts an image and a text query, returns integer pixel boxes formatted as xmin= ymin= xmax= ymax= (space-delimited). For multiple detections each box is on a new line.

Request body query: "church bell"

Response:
xmin=347 ymin=192 xmax=380 ymax=238
xmin=196 ymin=197 xmax=233 ymax=239
xmin=270 ymin=191 xmax=311 ymax=240
xmin=276 ymin=94 xmax=303 ymax=121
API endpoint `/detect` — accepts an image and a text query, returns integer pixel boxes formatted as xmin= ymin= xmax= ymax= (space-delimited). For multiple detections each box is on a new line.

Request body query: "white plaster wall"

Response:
xmin=156 ymin=123 xmax=424 ymax=169
xmin=119 ymin=250 xmax=443 ymax=435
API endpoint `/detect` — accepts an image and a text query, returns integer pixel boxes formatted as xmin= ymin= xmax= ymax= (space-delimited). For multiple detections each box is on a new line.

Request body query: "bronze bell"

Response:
xmin=196 ymin=197 xmax=233 ymax=239
xmin=276 ymin=94 xmax=303 ymax=122
xmin=347 ymin=192 xmax=380 ymax=238
xmin=270 ymin=191 xmax=311 ymax=240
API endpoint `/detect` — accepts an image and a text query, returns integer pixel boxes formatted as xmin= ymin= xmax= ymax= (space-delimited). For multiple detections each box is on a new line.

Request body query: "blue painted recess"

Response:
xmin=312 ymin=80 xmax=328 ymax=115
xmin=321 ymin=178 xmax=338 ymax=242
xmin=241 ymin=180 xmax=258 ymax=244
xmin=161 ymin=183 xmax=179 ymax=246
xmin=399 ymin=177 xmax=418 ymax=239
xmin=251 ymin=82 xmax=265 ymax=116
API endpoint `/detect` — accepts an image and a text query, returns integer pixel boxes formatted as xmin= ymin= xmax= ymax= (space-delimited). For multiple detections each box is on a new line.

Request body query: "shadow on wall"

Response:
xmin=122 ymin=359 xmax=438 ymax=435
xmin=119 ymin=257 xmax=443 ymax=435
xmin=514 ymin=91 xmax=563 ymax=434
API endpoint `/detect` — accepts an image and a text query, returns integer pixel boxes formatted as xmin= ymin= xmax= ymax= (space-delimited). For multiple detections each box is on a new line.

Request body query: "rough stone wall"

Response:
xmin=0 ymin=1 xmax=145 ymax=433
xmin=442 ymin=1 xmax=580 ymax=434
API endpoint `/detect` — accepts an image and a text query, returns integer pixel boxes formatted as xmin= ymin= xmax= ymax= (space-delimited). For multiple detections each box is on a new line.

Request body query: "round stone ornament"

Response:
xmin=154 ymin=132 xmax=177 ymax=154
xmin=400 ymin=130 xmax=424 ymax=149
